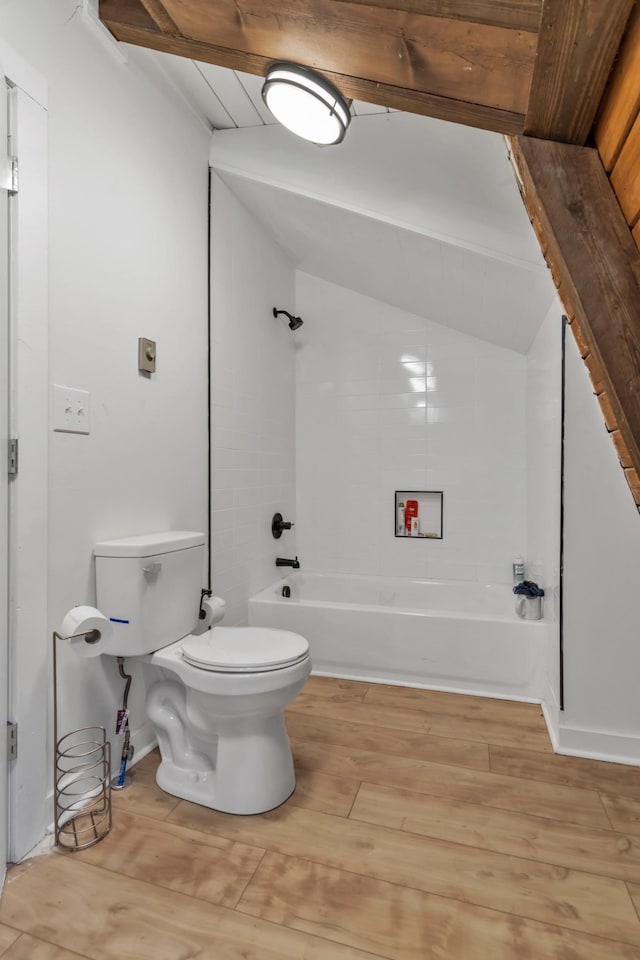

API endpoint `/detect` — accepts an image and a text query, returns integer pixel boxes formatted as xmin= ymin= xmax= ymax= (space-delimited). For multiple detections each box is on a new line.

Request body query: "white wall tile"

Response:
xmin=295 ymin=273 xmax=527 ymax=583
xmin=210 ymin=175 xmax=296 ymax=624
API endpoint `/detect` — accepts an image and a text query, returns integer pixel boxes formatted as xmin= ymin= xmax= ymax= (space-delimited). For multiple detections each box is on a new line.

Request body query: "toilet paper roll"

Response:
xmin=60 ymin=606 xmax=113 ymax=658
xmin=192 ymin=596 xmax=226 ymax=635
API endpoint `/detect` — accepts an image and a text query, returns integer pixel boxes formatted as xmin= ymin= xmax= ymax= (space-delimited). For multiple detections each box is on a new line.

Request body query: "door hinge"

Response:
xmin=7 ymin=722 xmax=17 ymax=762
xmin=8 ymin=438 xmax=18 ymax=476
xmin=0 ymin=155 xmax=18 ymax=194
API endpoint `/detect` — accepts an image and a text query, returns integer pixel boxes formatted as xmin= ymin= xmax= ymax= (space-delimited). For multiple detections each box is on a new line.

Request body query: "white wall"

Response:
xmin=525 ymin=300 xmax=563 ymax=733
xmin=1 ymin=0 xmax=210 ymax=852
xmin=295 ymin=273 xmax=527 ymax=583
xmin=209 ymin=174 xmax=296 ymax=625
xmin=561 ymin=332 xmax=640 ymax=762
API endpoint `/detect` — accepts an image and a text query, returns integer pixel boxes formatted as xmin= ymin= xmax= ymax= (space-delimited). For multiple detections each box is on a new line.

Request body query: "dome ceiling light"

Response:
xmin=262 ymin=62 xmax=351 ymax=146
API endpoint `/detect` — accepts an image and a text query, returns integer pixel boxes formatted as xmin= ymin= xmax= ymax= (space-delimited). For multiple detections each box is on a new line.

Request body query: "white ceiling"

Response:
xmin=217 ymin=170 xmax=553 ymax=354
xmin=135 ymin=48 xmax=556 ymax=354
xmin=210 ymin=113 xmax=546 ymax=269
xmin=146 ymin=51 xmax=395 ymax=130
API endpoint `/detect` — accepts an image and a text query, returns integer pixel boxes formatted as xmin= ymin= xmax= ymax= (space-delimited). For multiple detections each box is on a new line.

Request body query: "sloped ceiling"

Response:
xmin=219 ymin=171 xmax=553 ymax=353
xmin=210 ymin=113 xmax=555 ymax=353
xmin=123 ymin=45 xmax=554 ymax=351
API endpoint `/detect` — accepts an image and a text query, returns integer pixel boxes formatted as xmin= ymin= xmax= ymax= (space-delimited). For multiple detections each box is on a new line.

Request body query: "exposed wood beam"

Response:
xmin=100 ymin=17 xmax=526 ymax=134
xmin=319 ymin=0 xmax=543 ymax=33
xmin=99 ymin=0 xmax=158 ymax=30
xmin=101 ymin=0 xmax=543 ymax=34
xmin=510 ymin=135 xmax=640 ymax=496
xmin=524 ymin=0 xmax=635 ymax=144
xmin=157 ymin=0 xmax=535 ymax=116
xmin=137 ymin=0 xmax=179 ymax=34
xmin=100 ymin=0 xmax=536 ymax=120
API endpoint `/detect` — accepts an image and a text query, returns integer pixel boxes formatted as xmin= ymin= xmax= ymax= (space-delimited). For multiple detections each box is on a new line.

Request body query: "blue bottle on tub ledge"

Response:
xmin=513 ymin=580 xmax=544 ymax=620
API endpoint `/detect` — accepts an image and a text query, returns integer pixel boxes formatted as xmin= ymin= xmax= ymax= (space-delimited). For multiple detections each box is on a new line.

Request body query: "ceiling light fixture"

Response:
xmin=262 ymin=62 xmax=351 ymax=146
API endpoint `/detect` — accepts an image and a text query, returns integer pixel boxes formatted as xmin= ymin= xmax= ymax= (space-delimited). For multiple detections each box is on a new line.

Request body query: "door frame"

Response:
xmin=0 ymin=58 xmax=10 ymax=891
xmin=0 ymin=39 xmax=49 ymax=863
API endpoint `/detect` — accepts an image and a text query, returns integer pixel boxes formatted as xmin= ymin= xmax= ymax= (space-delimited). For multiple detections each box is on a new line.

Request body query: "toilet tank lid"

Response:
xmin=94 ymin=531 xmax=205 ymax=558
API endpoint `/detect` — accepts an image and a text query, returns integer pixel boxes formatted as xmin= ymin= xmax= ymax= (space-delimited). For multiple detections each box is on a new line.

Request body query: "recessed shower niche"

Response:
xmin=395 ymin=491 xmax=443 ymax=539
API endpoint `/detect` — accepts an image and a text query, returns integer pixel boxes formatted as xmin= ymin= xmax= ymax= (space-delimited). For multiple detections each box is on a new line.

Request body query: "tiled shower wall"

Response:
xmin=210 ymin=175 xmax=297 ymax=624
xmin=295 ymin=272 xmax=527 ymax=583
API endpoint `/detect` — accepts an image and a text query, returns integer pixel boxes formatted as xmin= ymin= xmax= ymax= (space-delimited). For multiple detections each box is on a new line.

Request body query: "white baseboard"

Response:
xmin=312 ymin=669 xmax=542 ymax=704
xmin=18 ymin=833 xmax=55 ymax=863
xmin=540 ymin=678 xmax=560 ymax=751
xmin=129 ymin=722 xmax=157 ymax=764
xmin=536 ymin=680 xmax=640 ymax=766
xmin=553 ymin=725 xmax=640 ymax=766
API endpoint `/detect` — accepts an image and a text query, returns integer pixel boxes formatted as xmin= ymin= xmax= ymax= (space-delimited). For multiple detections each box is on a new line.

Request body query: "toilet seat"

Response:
xmin=181 ymin=627 xmax=309 ymax=673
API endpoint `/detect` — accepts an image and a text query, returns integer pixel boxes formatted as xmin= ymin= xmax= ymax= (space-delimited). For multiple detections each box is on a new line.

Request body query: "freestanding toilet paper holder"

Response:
xmin=52 ymin=628 xmax=112 ymax=851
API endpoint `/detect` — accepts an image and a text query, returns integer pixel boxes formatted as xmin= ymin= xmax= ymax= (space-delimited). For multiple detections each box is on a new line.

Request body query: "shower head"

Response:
xmin=273 ymin=307 xmax=304 ymax=331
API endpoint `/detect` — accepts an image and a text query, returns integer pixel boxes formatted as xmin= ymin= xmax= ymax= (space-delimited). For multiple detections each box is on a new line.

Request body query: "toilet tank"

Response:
xmin=94 ymin=531 xmax=206 ymax=656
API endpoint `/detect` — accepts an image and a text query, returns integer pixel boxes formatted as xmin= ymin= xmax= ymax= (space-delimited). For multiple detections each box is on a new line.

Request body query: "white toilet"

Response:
xmin=93 ymin=531 xmax=311 ymax=815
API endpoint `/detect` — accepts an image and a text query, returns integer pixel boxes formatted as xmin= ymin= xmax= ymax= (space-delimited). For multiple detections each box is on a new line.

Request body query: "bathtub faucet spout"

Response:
xmin=276 ymin=557 xmax=300 ymax=569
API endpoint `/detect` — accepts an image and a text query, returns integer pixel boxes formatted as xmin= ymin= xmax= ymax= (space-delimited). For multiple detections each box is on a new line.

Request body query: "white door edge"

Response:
xmin=3 ymin=46 xmax=49 ymax=865
xmin=0 ymin=62 xmax=10 ymax=890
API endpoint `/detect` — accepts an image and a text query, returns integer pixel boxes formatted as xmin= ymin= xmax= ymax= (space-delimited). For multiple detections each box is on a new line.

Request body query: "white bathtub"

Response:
xmin=248 ymin=573 xmax=548 ymax=701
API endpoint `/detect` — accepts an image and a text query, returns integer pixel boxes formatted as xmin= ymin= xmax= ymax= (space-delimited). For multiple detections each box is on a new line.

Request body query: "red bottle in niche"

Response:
xmin=404 ymin=500 xmax=419 ymax=536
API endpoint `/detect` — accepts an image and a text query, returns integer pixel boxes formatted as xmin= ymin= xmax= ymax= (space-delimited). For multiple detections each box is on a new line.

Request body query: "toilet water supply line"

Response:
xmin=115 ymin=657 xmax=133 ymax=788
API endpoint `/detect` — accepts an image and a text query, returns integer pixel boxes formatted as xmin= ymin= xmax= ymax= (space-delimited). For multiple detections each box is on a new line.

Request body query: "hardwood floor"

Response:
xmin=2 ymin=676 xmax=640 ymax=959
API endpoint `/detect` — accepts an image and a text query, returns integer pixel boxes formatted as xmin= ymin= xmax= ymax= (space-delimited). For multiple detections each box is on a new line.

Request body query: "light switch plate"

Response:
xmin=138 ymin=337 xmax=156 ymax=373
xmin=52 ymin=385 xmax=90 ymax=434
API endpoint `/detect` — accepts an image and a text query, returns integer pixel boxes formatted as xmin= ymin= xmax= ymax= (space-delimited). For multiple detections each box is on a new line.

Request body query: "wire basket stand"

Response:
xmin=53 ymin=630 xmax=112 ymax=851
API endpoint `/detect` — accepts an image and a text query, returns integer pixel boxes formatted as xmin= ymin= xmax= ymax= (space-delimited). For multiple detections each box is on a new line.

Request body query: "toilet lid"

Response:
xmin=181 ymin=627 xmax=309 ymax=673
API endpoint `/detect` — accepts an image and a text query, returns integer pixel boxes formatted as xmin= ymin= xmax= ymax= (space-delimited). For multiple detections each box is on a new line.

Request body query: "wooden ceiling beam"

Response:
xmin=100 ymin=0 xmax=535 ymax=132
xmin=103 ymin=18 xmax=526 ymax=135
xmin=318 ymin=0 xmax=543 ymax=33
xmin=161 ymin=0 xmax=535 ymax=114
xmin=510 ymin=135 xmax=640 ymax=487
xmin=98 ymin=0 xmax=158 ymax=30
xmin=137 ymin=0 xmax=179 ymax=34
xmin=524 ymin=0 xmax=635 ymax=144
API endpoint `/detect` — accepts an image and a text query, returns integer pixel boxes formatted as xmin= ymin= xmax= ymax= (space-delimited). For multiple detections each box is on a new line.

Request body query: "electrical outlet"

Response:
xmin=52 ymin=385 xmax=90 ymax=434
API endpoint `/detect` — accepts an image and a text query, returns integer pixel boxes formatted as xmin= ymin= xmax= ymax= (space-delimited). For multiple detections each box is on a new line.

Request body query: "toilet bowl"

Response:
xmin=92 ymin=531 xmax=312 ymax=815
xmin=145 ymin=627 xmax=311 ymax=814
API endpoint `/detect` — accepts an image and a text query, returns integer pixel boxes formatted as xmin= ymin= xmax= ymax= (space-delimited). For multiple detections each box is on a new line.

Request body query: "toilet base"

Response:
xmin=146 ymin=677 xmax=300 ymax=815
xmin=155 ymin=756 xmax=295 ymax=815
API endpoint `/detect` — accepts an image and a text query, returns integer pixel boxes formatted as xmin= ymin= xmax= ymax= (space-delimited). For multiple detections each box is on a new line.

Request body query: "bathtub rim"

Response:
xmin=250 ymin=572 xmax=547 ymax=626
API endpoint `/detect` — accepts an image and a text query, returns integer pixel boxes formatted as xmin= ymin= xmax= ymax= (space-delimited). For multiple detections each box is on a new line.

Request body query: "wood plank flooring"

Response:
xmin=2 ymin=676 xmax=640 ymax=959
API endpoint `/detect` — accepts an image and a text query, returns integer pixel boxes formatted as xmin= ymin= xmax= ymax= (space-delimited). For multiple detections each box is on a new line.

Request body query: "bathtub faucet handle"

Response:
xmin=272 ymin=513 xmax=295 ymax=539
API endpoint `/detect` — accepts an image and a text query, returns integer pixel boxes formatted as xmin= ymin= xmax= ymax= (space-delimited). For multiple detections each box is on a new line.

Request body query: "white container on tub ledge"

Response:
xmin=515 ymin=595 xmax=543 ymax=620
